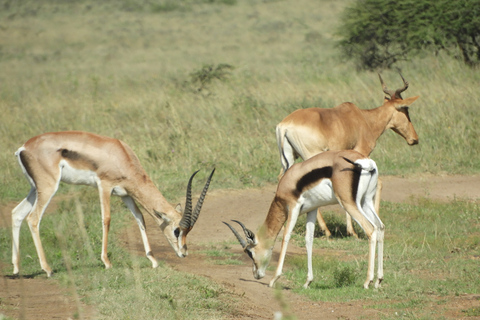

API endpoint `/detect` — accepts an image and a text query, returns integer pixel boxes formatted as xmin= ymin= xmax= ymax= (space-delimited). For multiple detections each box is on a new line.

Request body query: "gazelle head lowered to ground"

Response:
xmin=154 ymin=169 xmax=215 ymax=258
xmin=11 ymin=131 xmax=215 ymax=277
xmin=225 ymin=150 xmax=384 ymax=289
xmin=224 ymin=220 xmax=272 ymax=280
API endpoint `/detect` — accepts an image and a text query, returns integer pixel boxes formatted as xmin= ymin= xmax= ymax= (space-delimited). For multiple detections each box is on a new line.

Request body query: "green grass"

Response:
xmin=282 ymin=199 xmax=480 ymax=318
xmin=201 ymin=243 xmax=244 ymax=265
xmin=0 ymin=0 xmax=479 ymax=319
xmin=0 ymin=193 xmax=233 ymax=319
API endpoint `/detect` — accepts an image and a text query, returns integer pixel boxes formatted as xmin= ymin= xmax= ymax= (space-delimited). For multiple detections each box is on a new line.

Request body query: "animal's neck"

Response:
xmin=128 ymin=177 xmax=172 ymax=218
xmin=357 ymin=104 xmax=394 ymax=155
xmin=257 ymin=197 xmax=288 ymax=248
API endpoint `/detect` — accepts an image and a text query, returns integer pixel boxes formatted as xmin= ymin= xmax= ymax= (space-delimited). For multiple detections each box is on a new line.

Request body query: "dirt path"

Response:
xmin=1 ymin=174 xmax=479 ymax=319
xmin=125 ymin=174 xmax=480 ymax=319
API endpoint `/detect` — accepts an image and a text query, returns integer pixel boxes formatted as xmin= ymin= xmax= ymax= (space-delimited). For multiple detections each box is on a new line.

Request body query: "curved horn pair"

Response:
xmin=179 ymin=168 xmax=215 ymax=232
xmin=378 ymin=73 xmax=409 ymax=99
xmin=223 ymin=220 xmax=255 ymax=248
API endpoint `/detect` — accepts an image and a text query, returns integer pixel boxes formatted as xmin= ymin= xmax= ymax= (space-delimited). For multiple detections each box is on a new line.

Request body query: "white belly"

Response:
xmin=299 ymin=179 xmax=338 ymax=213
xmin=59 ymin=160 xmax=98 ymax=186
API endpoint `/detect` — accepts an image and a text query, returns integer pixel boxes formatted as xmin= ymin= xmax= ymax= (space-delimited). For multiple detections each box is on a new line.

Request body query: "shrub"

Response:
xmin=337 ymin=0 xmax=480 ymax=70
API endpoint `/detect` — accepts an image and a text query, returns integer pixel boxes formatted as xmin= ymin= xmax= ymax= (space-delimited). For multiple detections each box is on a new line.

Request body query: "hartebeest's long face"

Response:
xmin=386 ymin=95 xmax=420 ymax=146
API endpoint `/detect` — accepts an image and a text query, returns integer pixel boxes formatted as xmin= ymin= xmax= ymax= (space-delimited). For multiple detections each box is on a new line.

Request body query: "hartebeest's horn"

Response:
xmin=223 ymin=221 xmax=247 ymax=248
xmin=179 ymin=168 xmax=215 ymax=231
xmin=394 ymin=73 xmax=409 ymax=99
xmin=232 ymin=220 xmax=256 ymax=244
xmin=378 ymin=73 xmax=409 ymax=100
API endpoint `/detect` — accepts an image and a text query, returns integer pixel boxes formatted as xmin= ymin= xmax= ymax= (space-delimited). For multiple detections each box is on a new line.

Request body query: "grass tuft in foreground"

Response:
xmin=283 ymin=198 xmax=480 ymax=318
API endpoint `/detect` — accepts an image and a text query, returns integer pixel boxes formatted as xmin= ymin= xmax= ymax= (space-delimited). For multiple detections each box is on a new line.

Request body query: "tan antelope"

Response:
xmin=225 ymin=150 xmax=384 ymax=289
xmin=11 ymin=131 xmax=215 ymax=277
xmin=276 ymin=73 xmax=419 ymax=237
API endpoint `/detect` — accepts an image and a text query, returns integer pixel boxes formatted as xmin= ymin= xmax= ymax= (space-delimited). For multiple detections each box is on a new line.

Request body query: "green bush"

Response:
xmin=337 ymin=0 xmax=480 ymax=70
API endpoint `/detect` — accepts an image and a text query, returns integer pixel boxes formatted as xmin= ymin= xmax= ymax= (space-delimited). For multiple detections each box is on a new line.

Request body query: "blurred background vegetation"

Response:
xmin=0 ymin=1 xmax=479 ymax=319
xmin=337 ymin=0 xmax=480 ymax=70
xmin=1 ymin=0 xmax=478 ymax=203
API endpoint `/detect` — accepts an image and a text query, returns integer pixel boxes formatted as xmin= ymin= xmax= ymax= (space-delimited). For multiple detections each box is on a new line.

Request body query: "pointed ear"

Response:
xmin=175 ymin=203 xmax=182 ymax=213
xmin=154 ymin=210 xmax=171 ymax=223
xmin=393 ymin=95 xmax=419 ymax=109
xmin=403 ymin=95 xmax=419 ymax=106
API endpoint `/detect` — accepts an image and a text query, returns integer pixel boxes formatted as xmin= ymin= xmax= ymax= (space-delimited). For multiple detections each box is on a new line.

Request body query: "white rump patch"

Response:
xmin=355 ymin=158 xmax=376 ymax=172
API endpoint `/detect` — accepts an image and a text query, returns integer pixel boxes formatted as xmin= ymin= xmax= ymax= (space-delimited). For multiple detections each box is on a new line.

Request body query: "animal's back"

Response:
xmin=276 ymin=104 xmax=365 ymax=160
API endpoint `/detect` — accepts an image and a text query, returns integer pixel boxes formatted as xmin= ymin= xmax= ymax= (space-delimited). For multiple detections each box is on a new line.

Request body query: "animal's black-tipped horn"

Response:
xmin=232 ymin=220 xmax=255 ymax=243
xmin=190 ymin=168 xmax=215 ymax=229
xmin=179 ymin=170 xmax=200 ymax=230
xmin=223 ymin=221 xmax=247 ymax=248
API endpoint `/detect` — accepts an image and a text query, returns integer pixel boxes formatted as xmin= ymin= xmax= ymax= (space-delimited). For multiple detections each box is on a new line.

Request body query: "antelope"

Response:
xmin=276 ymin=73 xmax=419 ymax=237
xmin=11 ymin=131 xmax=215 ymax=277
xmin=225 ymin=150 xmax=384 ymax=289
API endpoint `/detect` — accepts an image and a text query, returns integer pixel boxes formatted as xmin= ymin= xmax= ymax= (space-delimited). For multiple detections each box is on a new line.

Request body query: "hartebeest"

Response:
xmin=11 ymin=131 xmax=214 ymax=277
xmin=276 ymin=73 xmax=419 ymax=237
xmin=225 ymin=150 xmax=384 ymax=289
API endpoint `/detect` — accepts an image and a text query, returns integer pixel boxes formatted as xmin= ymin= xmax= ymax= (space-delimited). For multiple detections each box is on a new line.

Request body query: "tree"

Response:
xmin=337 ymin=0 xmax=480 ymax=70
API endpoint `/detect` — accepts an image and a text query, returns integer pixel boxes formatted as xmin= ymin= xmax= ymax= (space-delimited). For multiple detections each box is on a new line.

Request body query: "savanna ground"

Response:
xmin=0 ymin=0 xmax=479 ymax=319
xmin=0 ymin=174 xmax=479 ymax=319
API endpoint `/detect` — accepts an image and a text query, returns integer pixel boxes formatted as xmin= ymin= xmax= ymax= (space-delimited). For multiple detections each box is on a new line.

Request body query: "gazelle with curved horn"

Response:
xmin=11 ymin=131 xmax=214 ymax=277
xmin=276 ymin=73 xmax=419 ymax=237
xmin=225 ymin=150 xmax=384 ymax=289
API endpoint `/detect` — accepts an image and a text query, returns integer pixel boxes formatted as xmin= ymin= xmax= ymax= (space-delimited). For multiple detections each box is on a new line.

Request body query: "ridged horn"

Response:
xmin=179 ymin=168 xmax=215 ymax=232
xmin=179 ymin=170 xmax=200 ymax=230
xmin=190 ymin=168 xmax=215 ymax=229
xmin=223 ymin=221 xmax=247 ymax=248
xmin=232 ymin=220 xmax=255 ymax=244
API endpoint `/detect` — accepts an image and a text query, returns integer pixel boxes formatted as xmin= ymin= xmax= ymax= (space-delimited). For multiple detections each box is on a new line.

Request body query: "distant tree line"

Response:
xmin=337 ymin=0 xmax=480 ymax=70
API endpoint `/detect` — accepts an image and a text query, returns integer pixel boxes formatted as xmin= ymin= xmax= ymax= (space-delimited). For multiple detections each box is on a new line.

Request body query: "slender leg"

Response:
xmin=375 ymin=225 xmax=385 ymax=288
xmin=98 ymin=183 xmax=113 ymax=269
xmin=303 ymin=210 xmax=316 ymax=288
xmin=316 ymin=209 xmax=332 ymax=238
xmin=364 ymin=228 xmax=377 ymax=289
xmin=25 ymin=180 xmax=60 ymax=277
xmin=122 ymin=196 xmax=159 ymax=268
xmin=339 ymin=200 xmax=377 ymax=290
xmin=345 ymin=212 xmax=358 ymax=238
xmin=269 ymin=207 xmax=301 ymax=287
xmin=374 ymin=178 xmax=383 ymax=216
xmin=12 ymin=188 xmax=36 ymax=275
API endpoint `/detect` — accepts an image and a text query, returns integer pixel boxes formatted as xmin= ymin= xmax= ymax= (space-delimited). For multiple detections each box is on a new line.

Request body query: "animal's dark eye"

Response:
xmin=245 ymin=249 xmax=253 ymax=260
xmin=174 ymin=228 xmax=180 ymax=238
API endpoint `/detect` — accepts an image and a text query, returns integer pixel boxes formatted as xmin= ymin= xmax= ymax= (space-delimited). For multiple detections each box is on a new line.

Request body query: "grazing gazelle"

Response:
xmin=276 ymin=73 xmax=419 ymax=237
xmin=11 ymin=131 xmax=215 ymax=277
xmin=225 ymin=150 xmax=384 ymax=289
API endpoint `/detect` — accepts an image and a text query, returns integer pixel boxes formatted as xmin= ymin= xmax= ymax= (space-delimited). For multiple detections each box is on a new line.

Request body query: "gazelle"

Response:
xmin=225 ymin=150 xmax=384 ymax=289
xmin=276 ymin=73 xmax=419 ymax=237
xmin=11 ymin=131 xmax=215 ymax=277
